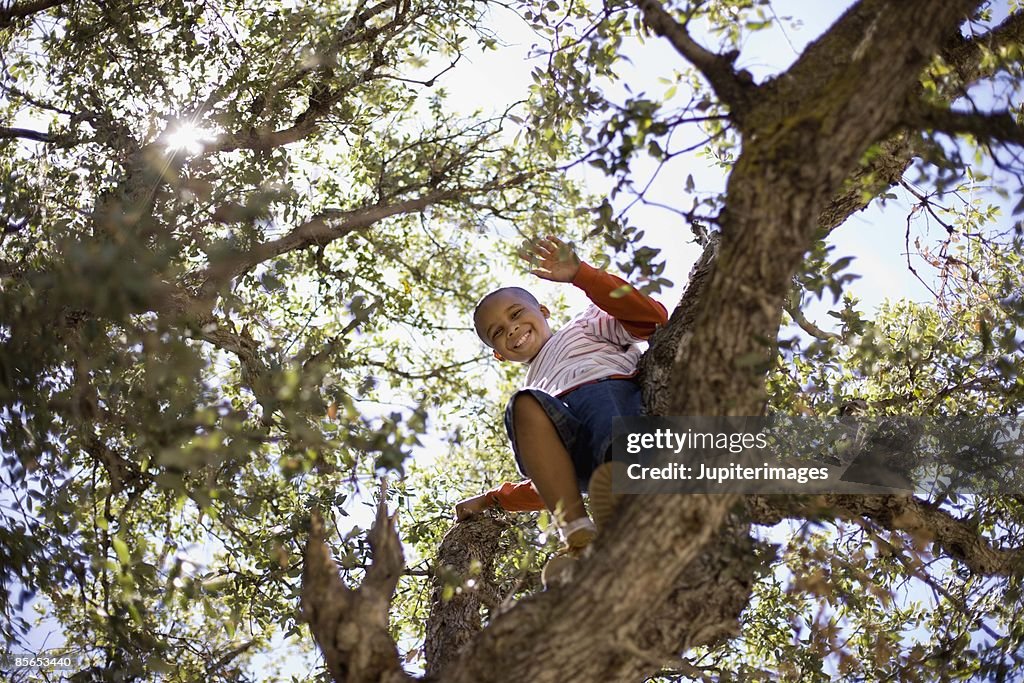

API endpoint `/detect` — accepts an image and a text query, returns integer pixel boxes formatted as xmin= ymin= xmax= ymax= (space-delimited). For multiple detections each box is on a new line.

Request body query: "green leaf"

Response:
xmin=112 ymin=536 xmax=131 ymax=566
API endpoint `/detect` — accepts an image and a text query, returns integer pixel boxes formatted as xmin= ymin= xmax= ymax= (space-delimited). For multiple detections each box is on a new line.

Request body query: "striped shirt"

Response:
xmin=523 ymin=304 xmax=644 ymax=396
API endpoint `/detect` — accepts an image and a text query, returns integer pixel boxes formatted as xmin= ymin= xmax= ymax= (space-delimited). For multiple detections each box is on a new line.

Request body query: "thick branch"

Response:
xmin=909 ymin=104 xmax=1024 ymax=145
xmin=439 ymin=494 xmax=740 ymax=683
xmin=747 ymin=494 xmax=1024 ymax=577
xmin=633 ymin=0 xmax=754 ymax=115
xmin=0 ymin=0 xmax=67 ymax=28
xmin=301 ymin=506 xmax=411 ymax=683
xmin=0 ymin=119 xmax=82 ymax=148
xmin=660 ymin=0 xmax=981 ymax=417
xmin=0 ymin=126 xmax=52 ymax=143
xmin=627 ymin=514 xmax=758 ymax=678
xmin=424 ymin=514 xmax=510 ymax=678
xmin=197 ymin=173 xmax=533 ymax=298
xmin=942 ymin=10 xmax=1024 ymax=89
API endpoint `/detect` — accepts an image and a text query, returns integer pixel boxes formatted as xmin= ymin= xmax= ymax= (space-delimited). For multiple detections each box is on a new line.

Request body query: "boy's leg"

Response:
xmin=511 ymin=393 xmax=588 ymax=525
xmin=562 ymin=379 xmax=643 ymax=529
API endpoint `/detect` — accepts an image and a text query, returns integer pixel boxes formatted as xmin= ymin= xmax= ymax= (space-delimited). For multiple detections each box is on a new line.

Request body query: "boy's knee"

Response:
xmin=511 ymin=393 xmax=549 ymax=431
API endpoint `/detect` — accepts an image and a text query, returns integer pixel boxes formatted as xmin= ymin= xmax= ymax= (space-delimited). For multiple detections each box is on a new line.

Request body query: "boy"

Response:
xmin=455 ymin=235 xmax=668 ymax=559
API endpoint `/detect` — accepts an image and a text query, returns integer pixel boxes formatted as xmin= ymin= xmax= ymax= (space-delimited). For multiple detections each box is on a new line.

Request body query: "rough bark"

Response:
xmin=302 ymin=505 xmax=411 ymax=683
xmin=662 ymin=0 xmax=983 ymax=419
xmin=0 ymin=0 xmax=69 ymax=29
xmin=424 ymin=514 xmax=511 ymax=678
xmin=438 ymin=491 xmax=742 ymax=683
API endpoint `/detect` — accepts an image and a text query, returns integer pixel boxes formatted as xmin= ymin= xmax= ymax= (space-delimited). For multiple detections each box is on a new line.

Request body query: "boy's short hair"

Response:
xmin=473 ymin=287 xmax=540 ymax=342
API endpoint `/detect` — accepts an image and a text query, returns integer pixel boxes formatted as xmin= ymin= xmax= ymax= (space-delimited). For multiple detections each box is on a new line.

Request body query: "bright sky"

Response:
xmin=430 ymin=0 xmax=963 ymax=332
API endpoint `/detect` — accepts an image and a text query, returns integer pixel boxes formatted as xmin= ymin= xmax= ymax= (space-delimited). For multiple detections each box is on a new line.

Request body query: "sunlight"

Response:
xmin=163 ymin=122 xmax=215 ymax=155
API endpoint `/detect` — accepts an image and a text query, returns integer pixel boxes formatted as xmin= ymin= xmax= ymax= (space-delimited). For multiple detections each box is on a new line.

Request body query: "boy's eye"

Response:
xmin=492 ymin=327 xmax=502 ymax=340
xmin=512 ymin=309 xmax=521 ymax=318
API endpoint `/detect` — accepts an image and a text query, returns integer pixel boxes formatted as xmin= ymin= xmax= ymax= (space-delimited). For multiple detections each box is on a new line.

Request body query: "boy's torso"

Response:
xmin=523 ymin=305 xmax=643 ymax=397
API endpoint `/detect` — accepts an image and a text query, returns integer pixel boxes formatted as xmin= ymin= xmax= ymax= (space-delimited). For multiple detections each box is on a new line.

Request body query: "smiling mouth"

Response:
xmin=512 ymin=329 xmax=532 ymax=350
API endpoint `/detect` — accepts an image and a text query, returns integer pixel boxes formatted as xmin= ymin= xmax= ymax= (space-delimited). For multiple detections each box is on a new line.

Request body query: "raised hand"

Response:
xmin=519 ymin=235 xmax=580 ymax=283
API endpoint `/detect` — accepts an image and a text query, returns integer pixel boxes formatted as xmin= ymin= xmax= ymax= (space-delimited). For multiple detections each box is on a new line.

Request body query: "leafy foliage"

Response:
xmin=0 ymin=0 xmax=586 ymax=677
xmin=2 ymin=0 xmax=1024 ymax=681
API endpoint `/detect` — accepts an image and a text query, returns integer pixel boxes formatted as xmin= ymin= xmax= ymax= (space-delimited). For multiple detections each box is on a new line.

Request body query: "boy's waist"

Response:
xmin=556 ymin=373 xmax=639 ymax=398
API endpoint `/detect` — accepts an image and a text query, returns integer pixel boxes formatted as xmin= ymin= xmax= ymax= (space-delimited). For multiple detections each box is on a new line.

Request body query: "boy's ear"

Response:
xmin=493 ymin=350 xmax=506 ymax=361
xmin=540 ymin=305 xmax=550 ymax=319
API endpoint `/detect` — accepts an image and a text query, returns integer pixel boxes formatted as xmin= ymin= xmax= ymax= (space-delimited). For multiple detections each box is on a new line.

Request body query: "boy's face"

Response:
xmin=475 ymin=291 xmax=553 ymax=362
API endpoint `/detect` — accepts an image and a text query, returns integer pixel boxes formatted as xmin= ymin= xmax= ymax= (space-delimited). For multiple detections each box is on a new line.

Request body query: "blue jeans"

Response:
xmin=504 ymin=378 xmax=643 ymax=492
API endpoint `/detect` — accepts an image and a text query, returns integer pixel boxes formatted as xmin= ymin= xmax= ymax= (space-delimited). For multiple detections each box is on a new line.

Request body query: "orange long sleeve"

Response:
xmin=485 ymin=480 xmax=545 ymax=511
xmin=571 ymin=262 xmax=668 ymax=339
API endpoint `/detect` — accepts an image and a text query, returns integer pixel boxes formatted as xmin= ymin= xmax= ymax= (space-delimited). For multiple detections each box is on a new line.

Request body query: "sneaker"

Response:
xmin=541 ymin=553 xmax=579 ymax=588
xmin=588 ymin=461 xmax=625 ymax=532
xmin=540 ymin=515 xmax=597 ymax=589
xmin=561 ymin=516 xmax=597 ymax=550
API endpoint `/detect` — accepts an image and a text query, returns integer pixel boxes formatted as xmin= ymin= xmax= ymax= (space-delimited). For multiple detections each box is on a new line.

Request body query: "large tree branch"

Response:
xmin=424 ymin=514 xmax=511 ymax=677
xmin=0 ymin=126 xmax=56 ymax=143
xmin=438 ymin=493 xmax=741 ymax=683
xmin=196 ymin=172 xmax=533 ymax=299
xmin=942 ymin=10 xmax=1024 ymax=90
xmin=0 ymin=125 xmax=80 ymax=147
xmin=302 ymin=503 xmax=411 ymax=683
xmin=747 ymin=494 xmax=1024 ymax=577
xmin=908 ymin=104 xmax=1024 ymax=145
xmin=660 ymin=0 xmax=981 ymax=418
xmin=633 ymin=0 xmax=755 ymax=117
xmin=0 ymin=0 xmax=68 ymax=28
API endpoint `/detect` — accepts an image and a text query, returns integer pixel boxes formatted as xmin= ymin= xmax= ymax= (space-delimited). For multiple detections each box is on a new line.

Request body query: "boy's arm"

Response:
xmin=572 ymin=262 xmax=668 ymax=339
xmin=454 ymin=480 xmax=545 ymax=520
xmin=486 ymin=480 xmax=546 ymax=511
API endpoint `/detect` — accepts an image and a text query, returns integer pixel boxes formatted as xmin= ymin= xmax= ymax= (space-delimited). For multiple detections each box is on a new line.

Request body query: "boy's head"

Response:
xmin=473 ymin=287 xmax=553 ymax=362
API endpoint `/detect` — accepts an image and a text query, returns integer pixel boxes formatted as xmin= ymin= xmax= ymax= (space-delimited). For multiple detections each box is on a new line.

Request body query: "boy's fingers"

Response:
xmin=532 ymin=235 xmax=558 ymax=250
xmin=518 ymin=249 xmax=539 ymax=264
xmin=546 ymin=236 xmax=571 ymax=254
xmin=524 ymin=244 xmax=548 ymax=260
xmin=538 ymin=236 xmax=574 ymax=260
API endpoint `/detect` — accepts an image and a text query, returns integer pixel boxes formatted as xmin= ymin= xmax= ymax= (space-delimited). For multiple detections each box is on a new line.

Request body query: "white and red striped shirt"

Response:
xmin=522 ymin=261 xmax=668 ymax=396
xmin=523 ymin=304 xmax=645 ymax=396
